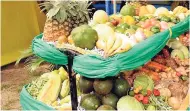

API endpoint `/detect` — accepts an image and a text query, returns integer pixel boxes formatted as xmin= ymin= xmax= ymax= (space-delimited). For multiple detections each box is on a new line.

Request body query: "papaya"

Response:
xmin=37 ymin=71 xmax=62 ymax=105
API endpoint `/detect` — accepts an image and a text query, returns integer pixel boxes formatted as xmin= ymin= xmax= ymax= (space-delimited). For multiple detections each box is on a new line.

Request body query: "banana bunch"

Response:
xmin=94 ymin=24 xmax=144 ymax=57
xmin=105 ymin=33 xmax=133 ymax=57
xmin=167 ymin=39 xmax=189 ymax=59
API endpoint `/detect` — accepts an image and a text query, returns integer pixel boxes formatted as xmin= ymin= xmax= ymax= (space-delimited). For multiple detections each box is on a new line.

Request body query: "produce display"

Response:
xmin=26 ymin=34 xmax=189 ymax=110
xmin=21 ymin=1 xmax=190 ymax=111
xmin=38 ymin=1 xmax=190 ymax=57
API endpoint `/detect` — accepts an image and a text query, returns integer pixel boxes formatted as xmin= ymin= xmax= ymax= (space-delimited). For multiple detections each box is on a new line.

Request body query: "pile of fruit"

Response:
xmin=26 ymin=67 xmax=81 ymax=110
xmin=27 ymin=31 xmax=189 ymax=110
xmin=25 ymin=1 xmax=189 ymax=111
xmin=40 ymin=1 xmax=189 ymax=57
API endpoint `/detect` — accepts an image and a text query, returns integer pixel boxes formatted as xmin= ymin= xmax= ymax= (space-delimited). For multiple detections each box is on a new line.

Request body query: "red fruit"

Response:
xmin=134 ymin=94 xmax=144 ymax=102
xmin=142 ymin=96 xmax=149 ymax=104
xmin=111 ymin=20 xmax=118 ymax=26
xmin=147 ymin=90 xmax=152 ymax=96
xmin=143 ymin=20 xmax=151 ymax=28
xmin=150 ymin=19 xmax=157 ymax=25
xmin=153 ymin=89 xmax=160 ymax=96
xmin=156 ymin=55 xmax=163 ymax=59
xmin=176 ymin=72 xmax=182 ymax=77
xmin=162 ymin=48 xmax=170 ymax=58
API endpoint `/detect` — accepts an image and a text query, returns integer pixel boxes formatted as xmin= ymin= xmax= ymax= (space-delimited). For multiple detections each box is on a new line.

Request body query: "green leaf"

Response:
xmin=46 ymin=7 xmax=60 ymax=18
xmin=25 ymin=56 xmax=45 ymax=72
xmin=15 ymin=46 xmax=33 ymax=65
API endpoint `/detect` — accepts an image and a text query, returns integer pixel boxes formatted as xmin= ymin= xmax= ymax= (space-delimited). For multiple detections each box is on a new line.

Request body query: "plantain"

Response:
xmin=60 ymin=79 xmax=70 ymax=99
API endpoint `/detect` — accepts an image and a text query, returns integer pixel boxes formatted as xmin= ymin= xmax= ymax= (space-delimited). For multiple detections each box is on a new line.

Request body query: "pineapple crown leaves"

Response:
xmin=40 ymin=0 xmax=91 ymax=22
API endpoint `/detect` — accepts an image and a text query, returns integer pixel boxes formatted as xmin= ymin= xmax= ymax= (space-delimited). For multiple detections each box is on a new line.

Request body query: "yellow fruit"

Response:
xmin=122 ymin=15 xmax=135 ymax=25
xmin=37 ymin=73 xmax=62 ymax=105
xmin=54 ymin=103 xmax=72 ymax=111
xmin=58 ymin=67 xmax=68 ymax=81
xmin=144 ymin=29 xmax=154 ymax=38
xmin=146 ymin=5 xmax=156 ymax=14
xmin=93 ymin=10 xmax=109 ymax=24
xmin=68 ymin=35 xmax=73 ymax=44
xmin=107 ymin=35 xmax=122 ymax=56
xmin=139 ymin=6 xmax=149 ymax=16
xmin=94 ymin=24 xmax=115 ymax=41
xmin=105 ymin=35 xmax=116 ymax=53
xmin=60 ymin=79 xmax=70 ymax=98
xmin=110 ymin=36 xmax=132 ymax=56
xmin=173 ymin=6 xmax=188 ymax=16
xmin=58 ymin=35 xmax=68 ymax=44
xmin=96 ymin=40 xmax=106 ymax=50
xmin=154 ymin=7 xmax=169 ymax=16
xmin=60 ymin=95 xmax=71 ymax=104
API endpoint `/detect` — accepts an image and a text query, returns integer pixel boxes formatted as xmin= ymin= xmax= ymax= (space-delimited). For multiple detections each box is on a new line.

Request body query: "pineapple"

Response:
xmin=39 ymin=1 xmax=91 ymax=42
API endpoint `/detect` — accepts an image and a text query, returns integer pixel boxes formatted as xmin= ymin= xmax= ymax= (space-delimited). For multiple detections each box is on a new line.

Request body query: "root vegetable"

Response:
xmin=173 ymin=77 xmax=179 ymax=82
xmin=168 ymin=97 xmax=180 ymax=110
xmin=145 ymin=61 xmax=168 ymax=72
xmin=159 ymin=88 xmax=171 ymax=97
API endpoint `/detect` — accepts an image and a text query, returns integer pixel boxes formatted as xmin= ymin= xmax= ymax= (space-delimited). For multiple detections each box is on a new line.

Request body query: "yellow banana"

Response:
xmin=110 ymin=36 xmax=132 ymax=56
xmin=51 ymin=100 xmax=59 ymax=107
xmin=96 ymin=39 xmax=106 ymax=50
xmin=60 ymin=95 xmax=71 ymax=105
xmin=105 ymin=35 xmax=116 ymax=53
xmin=60 ymin=79 xmax=70 ymax=99
xmin=107 ymin=35 xmax=122 ymax=56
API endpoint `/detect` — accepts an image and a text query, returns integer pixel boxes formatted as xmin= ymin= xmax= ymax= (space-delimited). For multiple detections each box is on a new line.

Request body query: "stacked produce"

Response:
xmin=24 ymin=1 xmax=190 ymax=111
xmin=50 ymin=2 xmax=189 ymax=57
xmin=26 ymin=67 xmax=81 ymax=110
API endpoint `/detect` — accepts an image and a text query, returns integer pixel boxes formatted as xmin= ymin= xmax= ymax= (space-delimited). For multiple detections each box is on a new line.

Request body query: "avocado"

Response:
xmin=97 ymin=105 xmax=115 ymax=110
xmin=79 ymin=76 xmax=94 ymax=94
xmin=113 ymin=78 xmax=130 ymax=97
xmin=102 ymin=93 xmax=119 ymax=109
xmin=93 ymin=78 xmax=113 ymax=95
xmin=80 ymin=94 xmax=101 ymax=110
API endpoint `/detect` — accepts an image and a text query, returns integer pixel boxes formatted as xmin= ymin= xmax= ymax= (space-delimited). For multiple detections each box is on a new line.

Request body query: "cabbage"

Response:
xmin=117 ymin=96 xmax=144 ymax=110
xmin=134 ymin=74 xmax=154 ymax=95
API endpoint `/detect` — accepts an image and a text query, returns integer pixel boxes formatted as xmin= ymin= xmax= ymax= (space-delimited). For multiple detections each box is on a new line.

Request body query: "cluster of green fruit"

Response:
xmin=79 ymin=77 xmax=130 ymax=110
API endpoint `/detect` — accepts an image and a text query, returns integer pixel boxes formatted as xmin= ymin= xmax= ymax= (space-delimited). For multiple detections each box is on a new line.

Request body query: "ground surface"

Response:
xmin=1 ymin=62 xmax=49 ymax=110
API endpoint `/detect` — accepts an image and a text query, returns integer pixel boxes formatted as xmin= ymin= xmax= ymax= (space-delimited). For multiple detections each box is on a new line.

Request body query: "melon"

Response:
xmin=93 ymin=10 xmax=109 ymax=24
xmin=154 ymin=7 xmax=169 ymax=16
xmin=139 ymin=5 xmax=156 ymax=16
xmin=120 ymin=5 xmax=136 ymax=16
xmin=146 ymin=5 xmax=156 ymax=14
